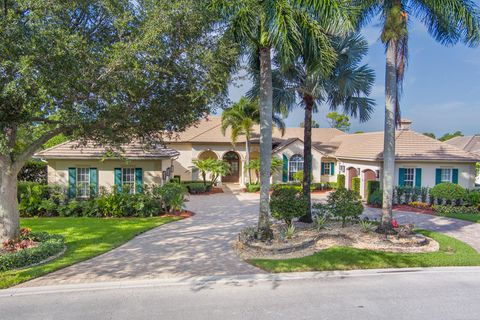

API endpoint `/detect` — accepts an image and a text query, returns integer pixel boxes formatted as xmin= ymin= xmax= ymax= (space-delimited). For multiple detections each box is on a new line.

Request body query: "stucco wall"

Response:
xmin=47 ymin=159 xmax=168 ymax=191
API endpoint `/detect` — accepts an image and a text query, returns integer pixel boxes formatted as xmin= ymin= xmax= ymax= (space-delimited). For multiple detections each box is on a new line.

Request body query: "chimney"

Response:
xmin=399 ymin=119 xmax=412 ymax=131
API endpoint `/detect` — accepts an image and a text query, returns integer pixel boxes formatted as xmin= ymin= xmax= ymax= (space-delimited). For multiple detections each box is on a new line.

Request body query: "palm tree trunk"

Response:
xmin=258 ymin=46 xmax=273 ymax=239
xmin=245 ymin=138 xmax=251 ymax=184
xmin=300 ymin=96 xmax=313 ymax=223
xmin=380 ymin=40 xmax=397 ymax=233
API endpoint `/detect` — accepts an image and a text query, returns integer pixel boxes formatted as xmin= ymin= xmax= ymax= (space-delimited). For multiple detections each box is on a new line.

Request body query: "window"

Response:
xmin=323 ymin=163 xmax=331 ymax=175
xmin=122 ymin=168 xmax=136 ymax=194
xmin=77 ymin=168 xmax=90 ymax=198
xmin=289 ymin=154 xmax=304 ymax=181
xmin=441 ymin=168 xmax=452 ymax=183
xmin=404 ymin=168 xmax=415 ymax=187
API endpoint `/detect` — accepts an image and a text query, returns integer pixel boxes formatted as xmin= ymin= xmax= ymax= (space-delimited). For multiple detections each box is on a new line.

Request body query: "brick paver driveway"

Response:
xmin=20 ymin=186 xmax=264 ymax=287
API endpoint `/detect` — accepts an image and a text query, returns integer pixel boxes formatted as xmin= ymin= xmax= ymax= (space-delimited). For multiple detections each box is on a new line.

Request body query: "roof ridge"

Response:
xmin=35 ymin=140 xmax=73 ymax=155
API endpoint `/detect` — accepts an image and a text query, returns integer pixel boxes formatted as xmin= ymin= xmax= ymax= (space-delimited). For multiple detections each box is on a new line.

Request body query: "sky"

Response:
xmin=223 ymin=8 xmax=480 ymax=137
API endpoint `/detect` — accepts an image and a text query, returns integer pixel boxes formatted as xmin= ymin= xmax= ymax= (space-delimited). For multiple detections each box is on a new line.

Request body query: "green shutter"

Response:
xmin=415 ymin=168 xmax=422 ymax=187
xmin=135 ymin=168 xmax=143 ymax=193
xmin=114 ymin=168 xmax=122 ymax=193
xmin=452 ymin=169 xmax=459 ymax=184
xmin=399 ymin=168 xmax=405 ymax=186
xmin=435 ymin=169 xmax=442 ymax=185
xmin=330 ymin=162 xmax=335 ymax=176
xmin=68 ymin=167 xmax=76 ymax=198
xmin=321 ymin=163 xmax=325 ymax=175
xmin=282 ymin=154 xmax=288 ymax=182
xmin=90 ymin=168 xmax=98 ymax=197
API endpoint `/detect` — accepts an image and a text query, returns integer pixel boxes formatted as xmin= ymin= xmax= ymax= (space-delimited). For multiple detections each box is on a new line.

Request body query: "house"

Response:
xmin=36 ymin=117 xmax=479 ymax=198
xmin=444 ymin=135 xmax=480 ymax=186
xmin=34 ymin=140 xmax=179 ymax=198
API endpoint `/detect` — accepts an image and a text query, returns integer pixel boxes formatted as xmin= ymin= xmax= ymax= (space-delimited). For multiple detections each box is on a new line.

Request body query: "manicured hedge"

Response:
xmin=366 ymin=180 xmax=380 ymax=204
xmin=0 ymin=232 xmax=65 ymax=272
xmin=337 ymin=174 xmax=346 ymax=189
xmin=352 ymin=177 xmax=361 ymax=195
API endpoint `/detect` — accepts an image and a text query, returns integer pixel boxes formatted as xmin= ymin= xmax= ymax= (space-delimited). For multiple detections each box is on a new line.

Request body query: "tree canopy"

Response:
xmin=326 ymin=112 xmax=351 ymax=132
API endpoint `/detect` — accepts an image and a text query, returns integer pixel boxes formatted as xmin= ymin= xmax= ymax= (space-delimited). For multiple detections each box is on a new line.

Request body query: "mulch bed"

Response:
xmin=366 ymin=204 xmax=436 ymax=215
xmin=162 ymin=210 xmax=195 ymax=218
xmin=190 ymin=188 xmax=224 ymax=196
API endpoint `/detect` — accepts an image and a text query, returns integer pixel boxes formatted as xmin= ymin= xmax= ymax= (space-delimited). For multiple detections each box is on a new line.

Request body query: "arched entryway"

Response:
xmin=222 ymin=151 xmax=240 ymax=183
xmin=347 ymin=167 xmax=358 ymax=190
xmin=198 ymin=150 xmax=218 ymax=160
xmin=363 ymin=169 xmax=377 ymax=197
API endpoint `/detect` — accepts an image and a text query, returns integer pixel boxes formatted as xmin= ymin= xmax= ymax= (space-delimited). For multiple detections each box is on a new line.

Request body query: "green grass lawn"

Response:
xmin=250 ymin=230 xmax=480 ymax=273
xmin=438 ymin=213 xmax=480 ymax=223
xmin=0 ymin=216 xmax=180 ymax=289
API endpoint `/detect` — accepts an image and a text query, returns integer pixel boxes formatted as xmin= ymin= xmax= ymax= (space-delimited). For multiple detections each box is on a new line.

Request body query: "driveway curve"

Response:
xmin=20 ymin=187 xmax=264 ymax=287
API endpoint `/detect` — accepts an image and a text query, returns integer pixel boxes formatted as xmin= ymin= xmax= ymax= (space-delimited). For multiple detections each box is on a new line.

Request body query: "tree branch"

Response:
xmin=12 ymin=126 xmax=67 ymax=174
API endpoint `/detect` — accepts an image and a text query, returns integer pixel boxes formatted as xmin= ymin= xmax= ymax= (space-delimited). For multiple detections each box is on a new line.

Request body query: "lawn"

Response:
xmin=0 ymin=216 xmax=180 ymax=289
xmin=250 ymin=230 xmax=480 ymax=273
xmin=438 ymin=213 xmax=480 ymax=223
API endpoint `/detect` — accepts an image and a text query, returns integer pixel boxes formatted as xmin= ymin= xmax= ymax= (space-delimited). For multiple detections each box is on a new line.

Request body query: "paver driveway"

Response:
xmin=20 ymin=186 xmax=264 ymax=287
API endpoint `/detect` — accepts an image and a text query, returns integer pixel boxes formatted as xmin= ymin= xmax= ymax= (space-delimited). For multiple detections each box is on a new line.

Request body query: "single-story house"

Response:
xmin=445 ymin=135 xmax=480 ymax=186
xmin=34 ymin=141 xmax=179 ymax=198
xmin=36 ymin=117 xmax=480 ymax=198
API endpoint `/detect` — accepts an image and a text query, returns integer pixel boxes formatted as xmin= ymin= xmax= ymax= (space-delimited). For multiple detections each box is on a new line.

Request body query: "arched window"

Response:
xmin=289 ymin=154 xmax=304 ymax=181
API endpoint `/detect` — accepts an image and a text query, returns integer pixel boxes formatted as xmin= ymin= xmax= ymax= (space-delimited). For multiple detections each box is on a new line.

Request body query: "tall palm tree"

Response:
xmin=212 ymin=0 xmax=352 ymax=238
xmin=354 ymin=0 xmax=480 ymax=232
xmin=250 ymin=33 xmax=375 ymax=223
xmin=221 ymin=97 xmax=285 ymax=184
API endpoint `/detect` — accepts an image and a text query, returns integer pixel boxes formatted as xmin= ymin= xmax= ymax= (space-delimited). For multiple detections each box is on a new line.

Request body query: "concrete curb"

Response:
xmin=2 ymin=266 xmax=480 ymax=297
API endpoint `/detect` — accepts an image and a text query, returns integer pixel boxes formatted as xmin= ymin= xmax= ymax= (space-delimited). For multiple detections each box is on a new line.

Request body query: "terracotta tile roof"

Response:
xmin=333 ymin=130 xmax=479 ymax=162
xmin=445 ymin=136 xmax=480 ymax=155
xmin=35 ymin=140 xmax=179 ymax=160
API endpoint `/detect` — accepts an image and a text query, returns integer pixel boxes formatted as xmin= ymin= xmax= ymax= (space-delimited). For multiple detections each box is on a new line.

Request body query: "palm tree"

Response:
xmin=212 ymin=0 xmax=352 ymax=238
xmin=355 ymin=0 xmax=480 ymax=232
xmin=250 ymin=33 xmax=375 ymax=223
xmin=221 ymin=97 xmax=285 ymax=185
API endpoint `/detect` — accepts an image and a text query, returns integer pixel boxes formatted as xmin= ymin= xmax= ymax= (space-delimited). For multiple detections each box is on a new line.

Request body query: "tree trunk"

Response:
xmin=258 ymin=46 xmax=273 ymax=239
xmin=300 ymin=96 xmax=313 ymax=223
xmin=380 ymin=40 xmax=398 ymax=233
xmin=0 ymin=162 xmax=20 ymax=240
xmin=245 ymin=138 xmax=251 ymax=185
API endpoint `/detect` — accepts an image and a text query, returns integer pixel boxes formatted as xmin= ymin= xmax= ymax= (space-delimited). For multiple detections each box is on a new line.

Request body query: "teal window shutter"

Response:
xmin=452 ymin=169 xmax=459 ymax=184
xmin=114 ymin=168 xmax=122 ymax=193
xmin=398 ymin=168 xmax=405 ymax=186
xmin=135 ymin=168 xmax=143 ymax=193
xmin=330 ymin=162 xmax=335 ymax=176
xmin=282 ymin=154 xmax=288 ymax=182
xmin=435 ymin=169 xmax=442 ymax=185
xmin=321 ymin=163 xmax=325 ymax=175
xmin=68 ymin=167 xmax=76 ymax=198
xmin=90 ymin=168 xmax=98 ymax=197
xmin=415 ymin=168 xmax=422 ymax=187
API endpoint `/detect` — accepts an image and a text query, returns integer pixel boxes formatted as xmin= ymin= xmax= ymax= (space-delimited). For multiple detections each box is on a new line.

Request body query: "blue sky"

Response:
xmin=224 ymin=9 xmax=480 ymax=137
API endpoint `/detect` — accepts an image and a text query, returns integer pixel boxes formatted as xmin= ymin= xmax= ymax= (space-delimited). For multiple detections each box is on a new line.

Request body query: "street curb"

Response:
xmin=2 ymin=266 xmax=480 ymax=297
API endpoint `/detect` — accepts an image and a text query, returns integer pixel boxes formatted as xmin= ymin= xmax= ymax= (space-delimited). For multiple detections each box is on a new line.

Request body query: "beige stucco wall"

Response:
xmin=47 ymin=159 xmax=169 ymax=191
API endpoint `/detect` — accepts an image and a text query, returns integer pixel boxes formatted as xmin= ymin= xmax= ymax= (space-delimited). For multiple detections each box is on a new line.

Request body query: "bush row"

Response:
xmin=0 ymin=232 xmax=65 ymax=272
xmin=18 ymin=182 xmax=187 ymax=217
xmin=433 ymin=205 xmax=480 ymax=216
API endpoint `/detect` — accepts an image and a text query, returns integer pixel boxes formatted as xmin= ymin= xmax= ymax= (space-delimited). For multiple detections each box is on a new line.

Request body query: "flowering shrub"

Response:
xmin=433 ymin=205 xmax=480 ymax=216
xmin=408 ymin=202 xmax=431 ymax=210
xmin=392 ymin=219 xmax=399 ymax=228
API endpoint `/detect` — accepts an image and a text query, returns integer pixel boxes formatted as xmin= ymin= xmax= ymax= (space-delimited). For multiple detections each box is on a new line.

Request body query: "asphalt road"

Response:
xmin=2 ymin=267 xmax=480 ymax=320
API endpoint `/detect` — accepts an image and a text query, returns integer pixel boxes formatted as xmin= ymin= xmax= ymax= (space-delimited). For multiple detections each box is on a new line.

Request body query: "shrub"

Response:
xmin=327 ymin=188 xmax=363 ymax=227
xmin=337 ymin=174 xmax=346 ymax=189
xmin=154 ymin=183 xmax=187 ymax=212
xmin=360 ymin=219 xmax=374 ymax=233
xmin=17 ymin=160 xmax=47 ymax=183
xmin=368 ymin=189 xmax=383 ymax=207
xmin=366 ymin=181 xmax=380 ymax=204
xmin=246 ymin=183 xmax=261 ymax=193
xmin=270 ymin=188 xmax=308 ymax=226
xmin=185 ymin=183 xmax=209 ymax=194
xmin=430 ymin=183 xmax=467 ymax=205
xmin=0 ymin=232 xmax=65 ymax=272
xmin=466 ymin=189 xmax=480 ymax=207
xmin=408 ymin=201 xmax=431 ymax=209
xmin=352 ymin=177 xmax=361 ymax=195
xmin=433 ymin=205 xmax=480 ymax=216
xmin=314 ymin=215 xmax=327 ymax=231
xmin=312 ymin=202 xmax=331 ymax=219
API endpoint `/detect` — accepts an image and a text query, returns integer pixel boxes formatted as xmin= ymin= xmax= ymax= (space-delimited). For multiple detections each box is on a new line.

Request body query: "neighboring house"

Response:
xmin=35 ymin=117 xmax=479 ymax=199
xmin=445 ymin=135 xmax=480 ymax=186
xmin=34 ymin=141 xmax=179 ymax=198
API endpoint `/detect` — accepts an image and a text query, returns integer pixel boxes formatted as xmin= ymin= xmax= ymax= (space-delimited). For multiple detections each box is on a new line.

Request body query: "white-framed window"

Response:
xmin=404 ymin=168 xmax=415 ymax=187
xmin=441 ymin=168 xmax=452 ymax=183
xmin=77 ymin=168 xmax=90 ymax=198
xmin=323 ymin=163 xmax=331 ymax=175
xmin=289 ymin=154 xmax=304 ymax=181
xmin=122 ymin=168 xmax=136 ymax=194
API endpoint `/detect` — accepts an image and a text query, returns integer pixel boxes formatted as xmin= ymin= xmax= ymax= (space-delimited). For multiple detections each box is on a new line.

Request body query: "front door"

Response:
xmin=222 ymin=151 xmax=240 ymax=183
